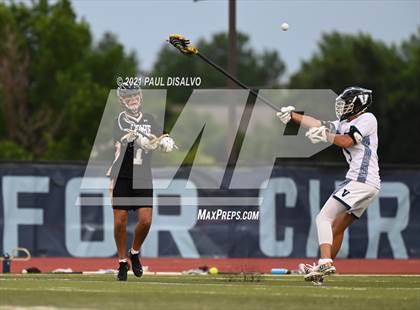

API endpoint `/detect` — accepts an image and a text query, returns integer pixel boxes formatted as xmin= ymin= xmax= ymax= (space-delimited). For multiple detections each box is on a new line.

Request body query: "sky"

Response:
xmin=71 ymin=0 xmax=419 ymax=77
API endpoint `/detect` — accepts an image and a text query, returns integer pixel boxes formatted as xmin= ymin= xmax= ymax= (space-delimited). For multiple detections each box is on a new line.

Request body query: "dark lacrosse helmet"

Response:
xmin=335 ymin=87 xmax=372 ymax=121
xmin=117 ymin=82 xmax=143 ymax=116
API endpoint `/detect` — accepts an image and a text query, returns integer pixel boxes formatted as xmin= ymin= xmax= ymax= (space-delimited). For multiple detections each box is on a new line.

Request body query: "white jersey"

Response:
xmin=331 ymin=112 xmax=381 ymax=189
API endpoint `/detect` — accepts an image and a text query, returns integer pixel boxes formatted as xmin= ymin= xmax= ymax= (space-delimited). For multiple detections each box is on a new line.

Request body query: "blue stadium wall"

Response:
xmin=0 ymin=162 xmax=418 ymax=258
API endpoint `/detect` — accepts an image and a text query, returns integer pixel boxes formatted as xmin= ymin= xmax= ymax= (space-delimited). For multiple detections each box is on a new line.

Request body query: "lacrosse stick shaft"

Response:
xmin=196 ymin=53 xmax=280 ymax=112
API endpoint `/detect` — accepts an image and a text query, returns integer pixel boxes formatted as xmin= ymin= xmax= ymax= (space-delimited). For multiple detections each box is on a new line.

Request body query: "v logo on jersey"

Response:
xmin=342 ymin=189 xmax=350 ymax=197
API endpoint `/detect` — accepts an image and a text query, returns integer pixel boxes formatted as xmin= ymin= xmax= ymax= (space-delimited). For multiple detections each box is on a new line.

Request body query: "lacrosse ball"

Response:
xmin=209 ymin=267 xmax=218 ymax=275
xmin=281 ymin=23 xmax=289 ymax=31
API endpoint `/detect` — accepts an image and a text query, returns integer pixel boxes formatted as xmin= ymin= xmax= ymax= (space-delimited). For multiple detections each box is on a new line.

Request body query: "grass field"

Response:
xmin=1 ymin=274 xmax=419 ymax=310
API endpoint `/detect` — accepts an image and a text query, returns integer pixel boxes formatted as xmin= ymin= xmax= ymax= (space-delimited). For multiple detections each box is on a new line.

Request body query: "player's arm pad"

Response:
xmin=347 ymin=125 xmax=363 ymax=144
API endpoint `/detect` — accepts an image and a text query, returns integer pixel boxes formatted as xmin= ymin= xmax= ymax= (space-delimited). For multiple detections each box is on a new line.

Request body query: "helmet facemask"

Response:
xmin=335 ymin=96 xmax=355 ymax=120
xmin=120 ymin=94 xmax=142 ymax=116
xmin=117 ymin=86 xmax=143 ymax=116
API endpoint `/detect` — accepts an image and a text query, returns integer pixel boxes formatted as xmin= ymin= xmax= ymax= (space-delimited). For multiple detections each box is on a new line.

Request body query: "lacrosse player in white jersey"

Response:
xmin=276 ymin=87 xmax=380 ymax=284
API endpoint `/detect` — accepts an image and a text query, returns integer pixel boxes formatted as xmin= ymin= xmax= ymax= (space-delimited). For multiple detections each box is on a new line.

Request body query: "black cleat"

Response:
xmin=128 ymin=250 xmax=143 ymax=277
xmin=117 ymin=261 xmax=129 ymax=281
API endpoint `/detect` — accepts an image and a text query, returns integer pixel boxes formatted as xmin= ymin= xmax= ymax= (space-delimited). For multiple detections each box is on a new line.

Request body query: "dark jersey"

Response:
xmin=109 ymin=112 xmax=162 ymax=181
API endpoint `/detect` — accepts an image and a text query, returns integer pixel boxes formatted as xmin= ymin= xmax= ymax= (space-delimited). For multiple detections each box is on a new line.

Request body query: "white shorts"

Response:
xmin=331 ymin=179 xmax=379 ymax=218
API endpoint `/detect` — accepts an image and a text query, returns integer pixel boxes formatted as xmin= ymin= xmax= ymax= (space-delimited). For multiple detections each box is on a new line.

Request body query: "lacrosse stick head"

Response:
xmin=168 ymin=34 xmax=198 ymax=55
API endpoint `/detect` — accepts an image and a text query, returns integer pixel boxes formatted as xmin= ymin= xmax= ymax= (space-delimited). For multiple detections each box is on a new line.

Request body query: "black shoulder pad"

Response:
xmin=347 ymin=125 xmax=363 ymax=144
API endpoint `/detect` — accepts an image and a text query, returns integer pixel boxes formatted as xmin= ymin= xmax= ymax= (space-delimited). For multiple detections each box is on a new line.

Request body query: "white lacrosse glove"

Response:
xmin=276 ymin=106 xmax=295 ymax=124
xmin=305 ymin=126 xmax=329 ymax=144
xmin=135 ymin=134 xmax=159 ymax=151
xmin=160 ymin=136 xmax=175 ymax=153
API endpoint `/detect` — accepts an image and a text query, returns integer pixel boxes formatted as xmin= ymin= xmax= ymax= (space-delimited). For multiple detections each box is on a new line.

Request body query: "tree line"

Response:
xmin=0 ymin=0 xmax=418 ymax=164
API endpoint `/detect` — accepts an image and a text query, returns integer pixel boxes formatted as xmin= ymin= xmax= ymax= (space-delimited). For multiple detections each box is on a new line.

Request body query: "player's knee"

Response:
xmin=332 ymin=216 xmax=352 ymax=237
xmin=141 ymin=217 xmax=152 ymax=228
xmin=114 ymin=216 xmax=127 ymax=229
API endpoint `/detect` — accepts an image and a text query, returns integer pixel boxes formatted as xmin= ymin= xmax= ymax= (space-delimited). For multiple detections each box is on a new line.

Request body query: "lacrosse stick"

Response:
xmin=167 ymin=34 xmax=281 ymax=112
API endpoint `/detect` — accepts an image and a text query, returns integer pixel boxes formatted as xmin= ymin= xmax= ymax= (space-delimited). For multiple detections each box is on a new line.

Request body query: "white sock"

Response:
xmin=119 ymin=259 xmax=128 ymax=263
xmin=318 ymin=258 xmax=333 ymax=265
xmin=130 ymin=248 xmax=140 ymax=255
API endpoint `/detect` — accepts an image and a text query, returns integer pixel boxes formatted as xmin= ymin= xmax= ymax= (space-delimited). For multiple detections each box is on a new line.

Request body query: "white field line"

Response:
xmin=272 ymin=292 xmax=352 ymax=298
xmin=1 ymin=276 xmax=419 ymax=291
xmin=96 ymin=281 xmax=420 ymax=291
xmin=1 ymin=283 xmax=420 ymax=296
xmin=1 ymin=276 xmax=420 ymax=290
xmin=1 ymin=273 xmax=419 ymax=278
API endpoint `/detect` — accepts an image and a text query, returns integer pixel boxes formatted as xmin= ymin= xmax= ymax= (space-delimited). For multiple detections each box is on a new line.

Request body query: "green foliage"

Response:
xmin=0 ymin=140 xmax=32 ymax=160
xmin=0 ymin=0 xmax=138 ymax=160
xmin=289 ymin=30 xmax=420 ymax=164
xmin=0 ymin=0 xmax=418 ymax=164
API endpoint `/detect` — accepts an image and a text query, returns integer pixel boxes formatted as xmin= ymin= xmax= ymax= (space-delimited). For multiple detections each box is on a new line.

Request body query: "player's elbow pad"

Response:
xmin=348 ymin=126 xmax=363 ymax=144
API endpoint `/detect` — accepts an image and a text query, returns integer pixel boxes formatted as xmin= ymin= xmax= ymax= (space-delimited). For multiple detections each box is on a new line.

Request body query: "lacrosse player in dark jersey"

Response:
xmin=108 ymin=82 xmax=175 ymax=281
